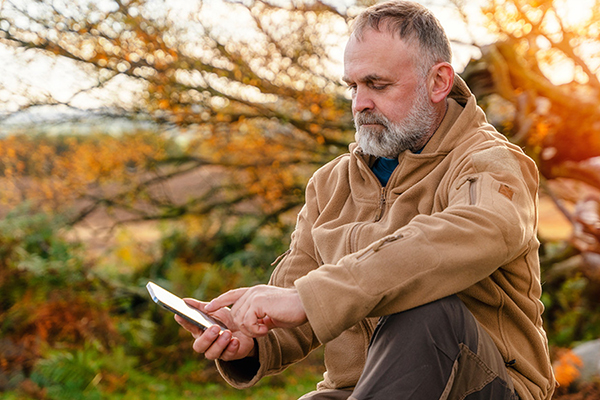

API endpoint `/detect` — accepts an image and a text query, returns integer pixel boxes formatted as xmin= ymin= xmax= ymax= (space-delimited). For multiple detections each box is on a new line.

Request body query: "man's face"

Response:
xmin=343 ymin=29 xmax=437 ymax=158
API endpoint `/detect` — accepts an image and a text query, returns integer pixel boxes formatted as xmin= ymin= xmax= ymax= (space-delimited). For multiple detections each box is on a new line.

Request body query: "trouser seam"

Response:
xmin=439 ymin=358 xmax=459 ymax=400
xmin=453 ymin=343 xmax=500 ymax=400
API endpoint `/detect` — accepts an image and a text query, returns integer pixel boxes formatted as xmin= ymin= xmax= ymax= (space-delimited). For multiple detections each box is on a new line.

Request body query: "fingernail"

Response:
xmin=205 ymin=301 xmax=214 ymax=312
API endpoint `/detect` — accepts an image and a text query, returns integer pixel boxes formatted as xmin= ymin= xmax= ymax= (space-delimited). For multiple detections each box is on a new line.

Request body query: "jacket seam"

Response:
xmin=493 ymin=280 xmax=510 ymax=362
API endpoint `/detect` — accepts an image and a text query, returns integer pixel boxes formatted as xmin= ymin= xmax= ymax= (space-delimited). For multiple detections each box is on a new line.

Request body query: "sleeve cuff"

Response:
xmin=215 ymin=336 xmax=271 ymax=389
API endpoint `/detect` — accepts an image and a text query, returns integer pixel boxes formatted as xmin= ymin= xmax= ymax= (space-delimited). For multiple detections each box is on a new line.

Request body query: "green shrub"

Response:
xmin=31 ymin=346 xmax=137 ymax=400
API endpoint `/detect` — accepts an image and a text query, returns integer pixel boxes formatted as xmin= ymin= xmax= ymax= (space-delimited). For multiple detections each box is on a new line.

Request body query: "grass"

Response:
xmin=110 ymin=362 xmax=323 ymax=400
xmin=3 ymin=350 xmax=325 ymax=400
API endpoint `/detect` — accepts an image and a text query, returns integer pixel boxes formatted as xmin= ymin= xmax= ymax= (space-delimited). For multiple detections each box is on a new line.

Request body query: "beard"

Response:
xmin=354 ymin=82 xmax=438 ymax=159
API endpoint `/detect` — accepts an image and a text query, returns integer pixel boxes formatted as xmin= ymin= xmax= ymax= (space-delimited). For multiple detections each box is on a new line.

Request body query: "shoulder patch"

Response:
xmin=499 ymin=184 xmax=515 ymax=201
xmin=471 ymin=146 xmax=522 ymax=178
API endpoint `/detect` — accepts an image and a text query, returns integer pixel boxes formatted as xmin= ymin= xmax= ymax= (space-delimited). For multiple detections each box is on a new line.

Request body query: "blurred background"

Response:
xmin=1 ymin=0 xmax=600 ymax=398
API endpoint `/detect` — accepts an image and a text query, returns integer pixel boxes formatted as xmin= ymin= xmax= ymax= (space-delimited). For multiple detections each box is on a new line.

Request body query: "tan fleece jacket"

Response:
xmin=216 ymin=76 xmax=555 ymax=400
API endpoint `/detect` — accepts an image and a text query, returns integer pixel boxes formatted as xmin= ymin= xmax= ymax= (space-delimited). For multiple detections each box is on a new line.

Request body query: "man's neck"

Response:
xmin=413 ymin=99 xmax=448 ymax=152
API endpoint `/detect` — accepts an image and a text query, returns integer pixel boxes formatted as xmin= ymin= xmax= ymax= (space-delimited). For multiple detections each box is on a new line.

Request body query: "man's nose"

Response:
xmin=352 ymin=87 xmax=375 ymax=114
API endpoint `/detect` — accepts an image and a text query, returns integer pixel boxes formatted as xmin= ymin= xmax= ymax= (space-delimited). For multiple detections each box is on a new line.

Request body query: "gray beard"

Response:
xmin=354 ymin=84 xmax=438 ymax=159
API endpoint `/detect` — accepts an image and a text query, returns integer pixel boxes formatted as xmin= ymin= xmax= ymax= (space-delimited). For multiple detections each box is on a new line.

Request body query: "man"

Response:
xmin=176 ymin=1 xmax=555 ymax=399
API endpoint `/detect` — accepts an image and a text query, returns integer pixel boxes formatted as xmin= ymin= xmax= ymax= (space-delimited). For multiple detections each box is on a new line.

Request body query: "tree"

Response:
xmin=460 ymin=0 xmax=600 ymax=174
xmin=0 ymin=0 xmax=359 ymax=236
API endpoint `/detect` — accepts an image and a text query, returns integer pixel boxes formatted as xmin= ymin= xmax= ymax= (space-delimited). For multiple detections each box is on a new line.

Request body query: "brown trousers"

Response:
xmin=299 ymin=296 xmax=520 ymax=400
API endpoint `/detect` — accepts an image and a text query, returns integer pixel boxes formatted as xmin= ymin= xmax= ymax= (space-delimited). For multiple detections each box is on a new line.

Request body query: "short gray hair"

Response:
xmin=351 ymin=1 xmax=452 ymax=76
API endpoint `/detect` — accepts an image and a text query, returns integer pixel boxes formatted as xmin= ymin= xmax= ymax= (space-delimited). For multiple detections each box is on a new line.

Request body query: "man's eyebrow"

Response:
xmin=342 ymin=74 xmax=386 ymax=84
xmin=362 ymin=74 xmax=386 ymax=82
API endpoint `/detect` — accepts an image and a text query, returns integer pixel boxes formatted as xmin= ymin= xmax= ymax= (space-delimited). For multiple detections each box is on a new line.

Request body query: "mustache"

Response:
xmin=354 ymin=111 xmax=390 ymax=128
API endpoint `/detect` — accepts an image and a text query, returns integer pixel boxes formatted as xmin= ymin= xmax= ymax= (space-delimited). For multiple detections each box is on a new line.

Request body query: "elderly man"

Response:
xmin=176 ymin=1 xmax=555 ymax=399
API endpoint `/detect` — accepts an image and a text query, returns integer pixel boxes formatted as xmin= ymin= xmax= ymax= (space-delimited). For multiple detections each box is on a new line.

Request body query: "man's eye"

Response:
xmin=370 ymin=84 xmax=388 ymax=90
xmin=346 ymin=85 xmax=357 ymax=92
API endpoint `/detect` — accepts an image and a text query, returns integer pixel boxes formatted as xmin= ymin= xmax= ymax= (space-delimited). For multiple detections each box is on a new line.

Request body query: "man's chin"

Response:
xmin=357 ymin=125 xmax=386 ymax=137
xmin=357 ymin=141 xmax=398 ymax=159
xmin=356 ymin=129 xmax=403 ymax=158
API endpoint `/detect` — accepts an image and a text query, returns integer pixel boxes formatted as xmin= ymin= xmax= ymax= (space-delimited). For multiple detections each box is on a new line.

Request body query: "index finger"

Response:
xmin=182 ymin=297 xmax=208 ymax=311
xmin=205 ymin=288 xmax=249 ymax=312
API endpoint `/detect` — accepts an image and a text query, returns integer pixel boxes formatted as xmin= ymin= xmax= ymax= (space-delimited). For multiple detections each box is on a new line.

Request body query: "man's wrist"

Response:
xmin=247 ymin=339 xmax=258 ymax=358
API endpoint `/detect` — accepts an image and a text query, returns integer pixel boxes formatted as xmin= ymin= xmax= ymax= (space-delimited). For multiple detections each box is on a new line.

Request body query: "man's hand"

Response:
xmin=205 ymin=285 xmax=308 ymax=337
xmin=174 ymin=298 xmax=255 ymax=361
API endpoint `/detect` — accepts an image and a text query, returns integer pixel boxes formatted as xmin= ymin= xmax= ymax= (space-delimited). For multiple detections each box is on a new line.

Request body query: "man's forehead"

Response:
xmin=343 ymin=30 xmax=418 ymax=82
xmin=344 ymin=28 xmax=418 ymax=60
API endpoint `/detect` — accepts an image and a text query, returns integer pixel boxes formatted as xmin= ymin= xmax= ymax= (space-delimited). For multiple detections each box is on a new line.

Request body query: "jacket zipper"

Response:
xmin=375 ymin=186 xmax=386 ymax=221
xmin=468 ymin=177 xmax=478 ymax=205
xmin=351 ymin=186 xmax=387 ymax=253
xmin=355 ymin=151 xmax=397 ymax=222
xmin=350 ymin=152 xmax=398 ymax=251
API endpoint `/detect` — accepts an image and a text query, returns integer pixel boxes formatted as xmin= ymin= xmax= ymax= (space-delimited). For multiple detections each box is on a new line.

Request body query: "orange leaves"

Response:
xmin=4 ymin=289 xmax=119 ymax=361
xmin=0 ymin=133 xmax=166 ymax=212
xmin=158 ymin=99 xmax=170 ymax=109
xmin=194 ymin=119 xmax=315 ymax=214
xmin=468 ymin=0 xmax=600 ymax=175
xmin=246 ymin=161 xmax=297 ymax=206
xmin=29 ymin=296 xmax=116 ymax=346
xmin=554 ymin=348 xmax=583 ymax=388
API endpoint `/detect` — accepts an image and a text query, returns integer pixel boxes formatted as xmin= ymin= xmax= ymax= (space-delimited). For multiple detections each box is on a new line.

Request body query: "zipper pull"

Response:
xmin=271 ymin=249 xmax=291 ymax=266
xmin=372 ymin=233 xmax=404 ymax=252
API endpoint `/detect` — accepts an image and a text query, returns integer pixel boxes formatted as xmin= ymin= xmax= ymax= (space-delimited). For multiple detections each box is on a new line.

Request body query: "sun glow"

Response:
xmin=536 ymin=0 xmax=598 ymax=85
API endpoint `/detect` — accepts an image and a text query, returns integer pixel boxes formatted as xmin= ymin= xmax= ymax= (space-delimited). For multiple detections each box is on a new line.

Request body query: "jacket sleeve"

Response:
xmin=295 ymin=145 xmax=540 ymax=344
xmin=216 ymin=178 xmax=323 ymax=388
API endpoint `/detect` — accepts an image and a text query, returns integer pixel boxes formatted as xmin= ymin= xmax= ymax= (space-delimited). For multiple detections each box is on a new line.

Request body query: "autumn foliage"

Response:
xmin=464 ymin=0 xmax=600 ymax=171
xmin=0 ymin=132 xmax=167 ymax=214
xmin=553 ymin=349 xmax=583 ymax=388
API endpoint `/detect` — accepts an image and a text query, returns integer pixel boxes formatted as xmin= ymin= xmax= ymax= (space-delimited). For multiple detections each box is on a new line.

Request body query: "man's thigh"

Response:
xmin=349 ymin=295 xmax=518 ymax=400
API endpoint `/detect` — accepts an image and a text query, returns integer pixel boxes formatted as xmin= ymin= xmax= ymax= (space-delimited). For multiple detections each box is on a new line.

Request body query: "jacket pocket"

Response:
xmin=355 ymin=233 xmax=405 ymax=262
xmin=456 ymin=176 xmax=479 ymax=206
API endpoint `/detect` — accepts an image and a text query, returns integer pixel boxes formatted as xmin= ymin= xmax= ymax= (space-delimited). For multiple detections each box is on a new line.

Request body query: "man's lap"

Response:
xmin=299 ymin=296 xmax=519 ymax=400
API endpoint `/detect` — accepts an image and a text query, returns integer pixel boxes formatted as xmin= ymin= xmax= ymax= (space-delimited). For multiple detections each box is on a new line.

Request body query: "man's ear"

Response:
xmin=429 ymin=62 xmax=454 ymax=104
